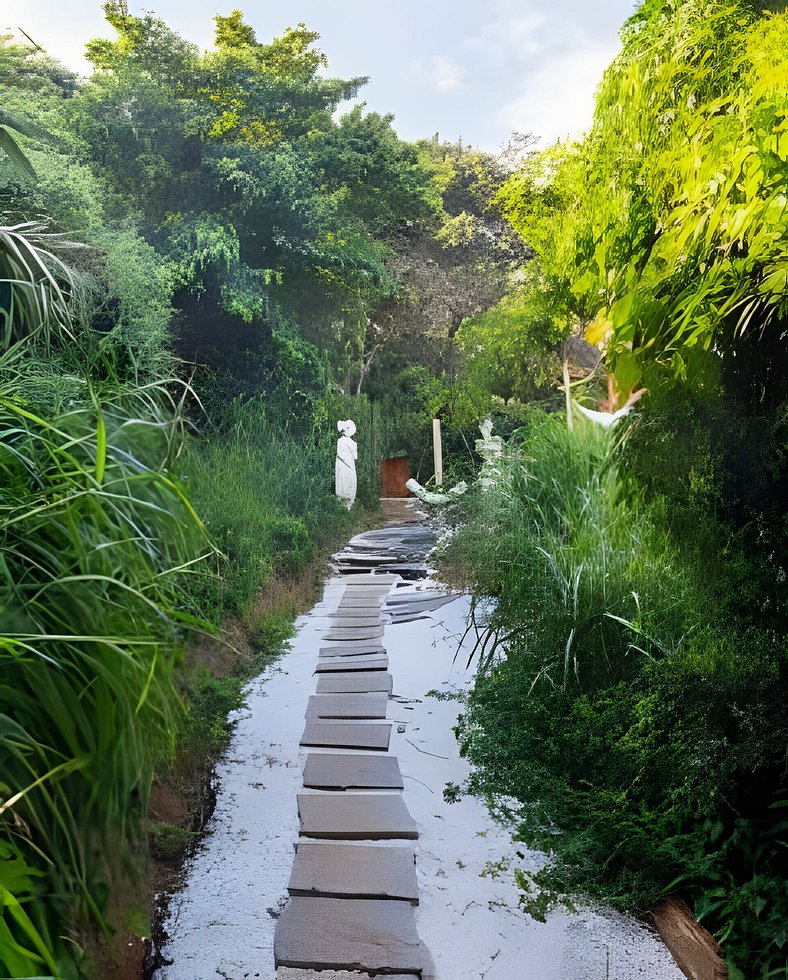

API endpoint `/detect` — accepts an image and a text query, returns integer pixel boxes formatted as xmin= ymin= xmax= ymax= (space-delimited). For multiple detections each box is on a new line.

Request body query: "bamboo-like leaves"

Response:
xmin=0 ymin=227 xmax=216 ymax=973
xmin=0 ymin=222 xmax=79 ymax=353
xmin=499 ymin=2 xmax=788 ymax=379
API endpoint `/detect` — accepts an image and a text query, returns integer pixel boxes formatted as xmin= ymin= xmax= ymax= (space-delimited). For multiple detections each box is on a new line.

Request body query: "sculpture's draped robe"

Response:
xmin=335 ymin=434 xmax=357 ymax=508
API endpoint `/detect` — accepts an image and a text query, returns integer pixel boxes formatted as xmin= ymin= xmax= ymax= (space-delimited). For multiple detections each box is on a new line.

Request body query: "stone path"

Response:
xmin=156 ymin=504 xmax=683 ymax=980
xmin=273 ymin=524 xmax=443 ymax=980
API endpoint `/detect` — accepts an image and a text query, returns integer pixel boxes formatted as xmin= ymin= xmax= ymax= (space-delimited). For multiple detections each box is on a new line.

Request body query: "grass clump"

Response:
xmin=0 ymin=365 xmax=212 ymax=973
xmin=182 ymin=396 xmax=354 ymax=621
xmin=148 ymin=823 xmax=200 ymax=864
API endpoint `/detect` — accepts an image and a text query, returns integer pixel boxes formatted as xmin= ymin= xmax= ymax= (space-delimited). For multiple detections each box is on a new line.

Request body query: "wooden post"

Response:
xmin=432 ymin=418 xmax=443 ymax=486
xmin=563 ymin=356 xmax=574 ymax=432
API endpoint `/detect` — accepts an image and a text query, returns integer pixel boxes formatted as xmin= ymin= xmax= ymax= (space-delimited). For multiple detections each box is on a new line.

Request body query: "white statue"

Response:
xmin=335 ymin=419 xmax=358 ymax=509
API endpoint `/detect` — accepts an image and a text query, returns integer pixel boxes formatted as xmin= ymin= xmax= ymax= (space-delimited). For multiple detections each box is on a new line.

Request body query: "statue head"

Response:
xmin=337 ymin=419 xmax=356 ymax=438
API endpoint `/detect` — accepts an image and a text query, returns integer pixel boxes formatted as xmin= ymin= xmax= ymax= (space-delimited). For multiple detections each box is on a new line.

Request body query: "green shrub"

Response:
xmin=0 ymin=360 xmax=212 ymax=973
xmin=182 ymin=397 xmax=353 ymax=619
xmin=442 ymin=408 xmax=787 ymax=976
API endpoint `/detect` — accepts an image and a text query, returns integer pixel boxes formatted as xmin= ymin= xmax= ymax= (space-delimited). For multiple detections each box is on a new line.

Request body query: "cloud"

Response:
xmin=494 ymin=35 xmax=620 ymax=145
xmin=410 ymin=54 xmax=463 ymax=95
xmin=463 ymin=11 xmax=547 ymax=63
xmin=428 ymin=55 xmax=463 ymax=94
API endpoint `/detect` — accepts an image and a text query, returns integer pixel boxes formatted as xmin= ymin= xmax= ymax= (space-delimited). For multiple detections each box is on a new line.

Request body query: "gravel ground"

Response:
xmin=155 ymin=568 xmax=683 ymax=980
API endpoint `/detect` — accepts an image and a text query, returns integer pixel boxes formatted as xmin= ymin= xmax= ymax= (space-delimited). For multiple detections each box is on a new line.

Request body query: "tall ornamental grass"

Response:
xmin=452 ymin=411 xmax=696 ymax=686
xmin=0 ymin=225 xmax=212 ymax=976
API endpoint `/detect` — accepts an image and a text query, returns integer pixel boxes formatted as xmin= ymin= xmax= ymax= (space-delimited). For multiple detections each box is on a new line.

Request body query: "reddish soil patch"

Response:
xmin=148 ymin=781 xmax=190 ymax=827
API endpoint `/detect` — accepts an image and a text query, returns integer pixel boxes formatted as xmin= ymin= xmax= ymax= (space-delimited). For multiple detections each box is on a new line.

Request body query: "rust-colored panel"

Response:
xmin=380 ymin=457 xmax=410 ymax=498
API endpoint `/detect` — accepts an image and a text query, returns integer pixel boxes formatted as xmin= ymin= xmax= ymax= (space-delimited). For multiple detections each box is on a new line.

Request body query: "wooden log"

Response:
xmin=651 ymin=897 xmax=727 ymax=980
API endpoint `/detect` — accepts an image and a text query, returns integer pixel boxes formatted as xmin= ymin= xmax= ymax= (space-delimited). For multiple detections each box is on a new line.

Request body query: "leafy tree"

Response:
xmin=71 ymin=6 xmax=439 ymax=391
xmin=353 ymin=139 xmax=527 ymax=397
xmin=497 ymin=0 xmax=788 ymax=395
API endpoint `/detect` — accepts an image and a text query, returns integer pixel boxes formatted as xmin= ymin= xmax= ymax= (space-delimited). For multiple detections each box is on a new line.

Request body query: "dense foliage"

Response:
xmin=444 ymin=2 xmax=787 ymax=977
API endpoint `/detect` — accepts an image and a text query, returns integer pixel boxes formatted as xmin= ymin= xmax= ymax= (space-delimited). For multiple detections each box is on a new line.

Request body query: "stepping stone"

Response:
xmin=323 ymin=626 xmax=384 ymax=641
xmin=386 ymin=591 xmax=455 ymax=606
xmin=278 ymin=970 xmax=418 ymax=980
xmin=341 ymin=587 xmax=386 ymax=595
xmin=315 ymin=656 xmax=388 ymax=673
xmin=343 ymin=580 xmax=393 ymax=588
xmin=334 ymin=599 xmax=383 ymax=609
xmin=328 ymin=616 xmax=381 ymax=626
xmin=319 ymin=644 xmax=385 ymax=657
xmin=297 ymin=792 xmax=418 ymax=839
xmin=302 ymin=752 xmax=403 ymax=790
xmin=288 ymin=842 xmax=418 ymax=903
xmin=340 ymin=590 xmax=392 ymax=600
xmin=387 ymin=612 xmax=430 ymax=625
xmin=335 ymin=554 xmax=397 ymax=565
xmin=317 ymin=673 xmax=393 ymax=694
xmin=274 ymin=898 xmax=429 ymax=977
xmin=300 ymin=721 xmax=392 ymax=751
xmin=274 ymin=897 xmax=426 ymax=973
xmin=306 ymin=693 xmax=388 ymax=719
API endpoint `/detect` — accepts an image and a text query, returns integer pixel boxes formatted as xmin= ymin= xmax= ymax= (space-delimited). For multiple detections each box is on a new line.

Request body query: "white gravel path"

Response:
xmin=155 ymin=569 xmax=683 ymax=980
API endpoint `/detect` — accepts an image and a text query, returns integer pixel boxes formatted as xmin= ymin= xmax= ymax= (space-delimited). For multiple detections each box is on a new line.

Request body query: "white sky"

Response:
xmin=8 ymin=1 xmax=639 ymax=150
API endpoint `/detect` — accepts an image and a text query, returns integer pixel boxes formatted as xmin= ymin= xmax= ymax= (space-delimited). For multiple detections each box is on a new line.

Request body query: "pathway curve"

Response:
xmin=154 ymin=509 xmax=683 ymax=980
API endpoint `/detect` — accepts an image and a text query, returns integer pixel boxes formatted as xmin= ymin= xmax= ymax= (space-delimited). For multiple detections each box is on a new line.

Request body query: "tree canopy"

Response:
xmin=475 ymin=0 xmax=788 ymax=403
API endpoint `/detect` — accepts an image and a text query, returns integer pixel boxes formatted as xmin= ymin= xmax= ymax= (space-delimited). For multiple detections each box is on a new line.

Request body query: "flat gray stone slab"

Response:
xmin=278 ymin=970 xmax=418 ymax=980
xmin=297 ymin=792 xmax=418 ymax=840
xmin=300 ymin=722 xmax=391 ymax=751
xmin=336 ymin=554 xmax=397 ymax=565
xmin=343 ymin=581 xmax=395 ymax=590
xmin=288 ymin=842 xmax=418 ymax=903
xmin=274 ymin=897 xmax=425 ymax=973
xmin=323 ymin=626 xmax=384 ymax=641
xmin=340 ymin=589 xmax=392 ymax=599
xmin=317 ymin=673 xmax=393 ymax=694
xmin=387 ymin=612 xmax=430 ymax=625
xmin=320 ymin=643 xmax=385 ymax=657
xmin=328 ymin=616 xmax=381 ymax=626
xmin=302 ymin=753 xmax=403 ymax=790
xmin=386 ymin=591 xmax=457 ymax=606
xmin=306 ymin=693 xmax=388 ymax=719
xmin=315 ymin=656 xmax=388 ymax=673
